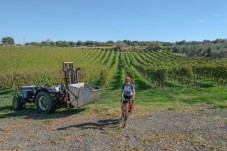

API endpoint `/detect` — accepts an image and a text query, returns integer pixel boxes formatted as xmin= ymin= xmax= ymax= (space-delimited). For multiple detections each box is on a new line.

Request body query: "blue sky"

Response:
xmin=0 ymin=0 xmax=227 ymax=44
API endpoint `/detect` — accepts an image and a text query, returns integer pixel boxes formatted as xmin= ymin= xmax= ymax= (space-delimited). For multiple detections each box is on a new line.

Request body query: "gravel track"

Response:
xmin=0 ymin=109 xmax=226 ymax=151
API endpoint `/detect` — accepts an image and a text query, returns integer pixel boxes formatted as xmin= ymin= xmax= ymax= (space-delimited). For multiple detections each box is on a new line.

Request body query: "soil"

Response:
xmin=0 ymin=109 xmax=227 ymax=151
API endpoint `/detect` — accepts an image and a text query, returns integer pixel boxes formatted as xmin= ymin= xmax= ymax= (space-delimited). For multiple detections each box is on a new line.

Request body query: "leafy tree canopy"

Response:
xmin=1 ymin=37 xmax=15 ymax=45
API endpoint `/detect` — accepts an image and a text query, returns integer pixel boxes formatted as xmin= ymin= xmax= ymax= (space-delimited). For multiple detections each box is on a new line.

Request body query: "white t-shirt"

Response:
xmin=122 ymin=83 xmax=135 ymax=96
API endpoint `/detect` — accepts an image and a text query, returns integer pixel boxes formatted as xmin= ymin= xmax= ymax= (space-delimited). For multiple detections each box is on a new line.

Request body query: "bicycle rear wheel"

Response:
xmin=123 ymin=103 xmax=129 ymax=127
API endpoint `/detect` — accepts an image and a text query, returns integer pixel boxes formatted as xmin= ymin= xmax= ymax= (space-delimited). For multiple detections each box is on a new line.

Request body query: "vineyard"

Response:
xmin=1 ymin=46 xmax=227 ymax=150
xmin=1 ymin=46 xmax=227 ymax=90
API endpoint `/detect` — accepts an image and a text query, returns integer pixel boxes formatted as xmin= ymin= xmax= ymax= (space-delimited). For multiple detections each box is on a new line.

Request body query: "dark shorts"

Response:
xmin=123 ymin=95 xmax=132 ymax=104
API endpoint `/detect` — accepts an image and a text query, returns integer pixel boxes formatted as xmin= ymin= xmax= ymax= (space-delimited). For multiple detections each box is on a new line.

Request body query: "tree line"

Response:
xmin=0 ymin=37 xmax=165 ymax=47
xmin=1 ymin=36 xmax=227 ymax=58
xmin=170 ymin=39 xmax=227 ymax=58
xmin=24 ymin=39 xmax=155 ymax=47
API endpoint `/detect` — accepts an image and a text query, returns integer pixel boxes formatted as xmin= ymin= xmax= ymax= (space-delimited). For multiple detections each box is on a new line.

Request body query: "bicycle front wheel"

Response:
xmin=123 ymin=103 xmax=129 ymax=127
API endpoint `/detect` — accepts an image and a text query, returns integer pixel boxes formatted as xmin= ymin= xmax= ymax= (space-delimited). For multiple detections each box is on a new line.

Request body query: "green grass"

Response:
xmin=1 ymin=85 xmax=227 ymax=119
xmin=1 ymin=47 xmax=227 ymax=118
xmin=211 ymin=103 xmax=227 ymax=109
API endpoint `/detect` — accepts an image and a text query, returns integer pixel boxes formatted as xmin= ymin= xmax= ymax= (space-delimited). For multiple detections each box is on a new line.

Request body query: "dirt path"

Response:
xmin=0 ymin=109 xmax=227 ymax=151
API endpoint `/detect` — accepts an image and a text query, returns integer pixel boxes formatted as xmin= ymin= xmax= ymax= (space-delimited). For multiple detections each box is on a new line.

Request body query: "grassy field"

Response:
xmin=1 ymin=83 xmax=227 ymax=119
xmin=0 ymin=47 xmax=227 ymax=150
xmin=0 ymin=46 xmax=227 ymax=119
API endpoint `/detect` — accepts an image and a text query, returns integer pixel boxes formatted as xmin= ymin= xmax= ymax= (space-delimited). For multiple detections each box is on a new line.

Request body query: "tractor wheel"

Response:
xmin=12 ymin=95 xmax=24 ymax=110
xmin=35 ymin=92 xmax=56 ymax=114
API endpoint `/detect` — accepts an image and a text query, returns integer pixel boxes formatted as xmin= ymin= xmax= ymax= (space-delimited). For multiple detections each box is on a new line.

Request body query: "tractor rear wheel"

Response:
xmin=12 ymin=95 xmax=24 ymax=110
xmin=35 ymin=92 xmax=56 ymax=114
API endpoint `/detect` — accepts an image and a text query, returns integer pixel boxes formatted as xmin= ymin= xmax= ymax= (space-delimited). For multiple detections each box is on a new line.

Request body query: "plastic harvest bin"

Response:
xmin=68 ymin=83 xmax=101 ymax=108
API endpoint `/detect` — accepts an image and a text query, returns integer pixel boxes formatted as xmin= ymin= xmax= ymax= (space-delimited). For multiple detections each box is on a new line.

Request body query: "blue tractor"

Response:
xmin=12 ymin=62 xmax=85 ymax=114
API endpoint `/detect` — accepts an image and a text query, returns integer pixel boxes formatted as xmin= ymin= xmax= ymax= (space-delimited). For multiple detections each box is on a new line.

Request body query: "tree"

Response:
xmin=131 ymin=41 xmax=139 ymax=46
xmin=123 ymin=40 xmax=131 ymax=46
xmin=176 ymin=40 xmax=186 ymax=45
xmin=69 ymin=41 xmax=76 ymax=47
xmin=145 ymin=41 xmax=163 ymax=51
xmin=56 ymin=41 xmax=70 ymax=47
xmin=84 ymin=41 xmax=94 ymax=46
xmin=105 ymin=40 xmax=114 ymax=46
xmin=41 ymin=40 xmax=52 ymax=46
xmin=206 ymin=47 xmax=212 ymax=57
xmin=25 ymin=42 xmax=41 ymax=46
xmin=76 ymin=41 xmax=84 ymax=46
xmin=114 ymin=41 xmax=125 ymax=50
xmin=1 ymin=37 xmax=15 ymax=45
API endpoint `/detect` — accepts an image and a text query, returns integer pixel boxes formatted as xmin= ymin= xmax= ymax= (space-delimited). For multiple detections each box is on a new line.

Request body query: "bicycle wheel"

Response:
xmin=123 ymin=103 xmax=129 ymax=127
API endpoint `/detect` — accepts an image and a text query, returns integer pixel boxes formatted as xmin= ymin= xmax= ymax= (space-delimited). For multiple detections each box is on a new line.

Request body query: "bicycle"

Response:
xmin=121 ymin=98 xmax=133 ymax=128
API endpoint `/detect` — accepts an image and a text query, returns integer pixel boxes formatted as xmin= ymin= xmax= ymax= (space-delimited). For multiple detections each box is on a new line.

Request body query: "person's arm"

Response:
xmin=121 ymin=89 xmax=124 ymax=99
xmin=131 ymin=84 xmax=135 ymax=100
xmin=121 ymin=84 xmax=125 ymax=100
xmin=132 ymin=89 xmax=135 ymax=100
xmin=121 ymin=89 xmax=124 ymax=103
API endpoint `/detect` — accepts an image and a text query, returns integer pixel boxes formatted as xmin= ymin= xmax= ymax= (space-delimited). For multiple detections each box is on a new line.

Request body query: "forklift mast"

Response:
xmin=63 ymin=62 xmax=80 ymax=102
xmin=63 ymin=62 xmax=80 ymax=87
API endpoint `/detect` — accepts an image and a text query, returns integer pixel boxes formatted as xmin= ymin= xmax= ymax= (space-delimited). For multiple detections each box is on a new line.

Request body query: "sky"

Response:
xmin=0 ymin=0 xmax=227 ymax=44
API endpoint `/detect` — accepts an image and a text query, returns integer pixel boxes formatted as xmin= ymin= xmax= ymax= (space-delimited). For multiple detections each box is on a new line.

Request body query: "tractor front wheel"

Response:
xmin=35 ymin=92 xmax=56 ymax=114
xmin=12 ymin=95 xmax=24 ymax=110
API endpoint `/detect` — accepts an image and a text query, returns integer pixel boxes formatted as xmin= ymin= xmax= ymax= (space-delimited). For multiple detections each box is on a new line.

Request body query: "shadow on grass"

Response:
xmin=0 ymin=105 xmax=85 ymax=120
xmin=0 ymin=105 xmax=13 ymax=111
xmin=110 ymin=74 xmax=122 ymax=90
xmin=211 ymin=103 xmax=227 ymax=109
xmin=182 ymin=98 xmax=213 ymax=104
xmin=109 ymin=68 xmax=122 ymax=90
xmin=194 ymin=82 xmax=214 ymax=88
xmin=57 ymin=118 xmax=120 ymax=130
xmin=164 ymin=82 xmax=181 ymax=88
xmin=135 ymin=79 xmax=152 ymax=90
xmin=0 ymin=89 xmax=13 ymax=95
